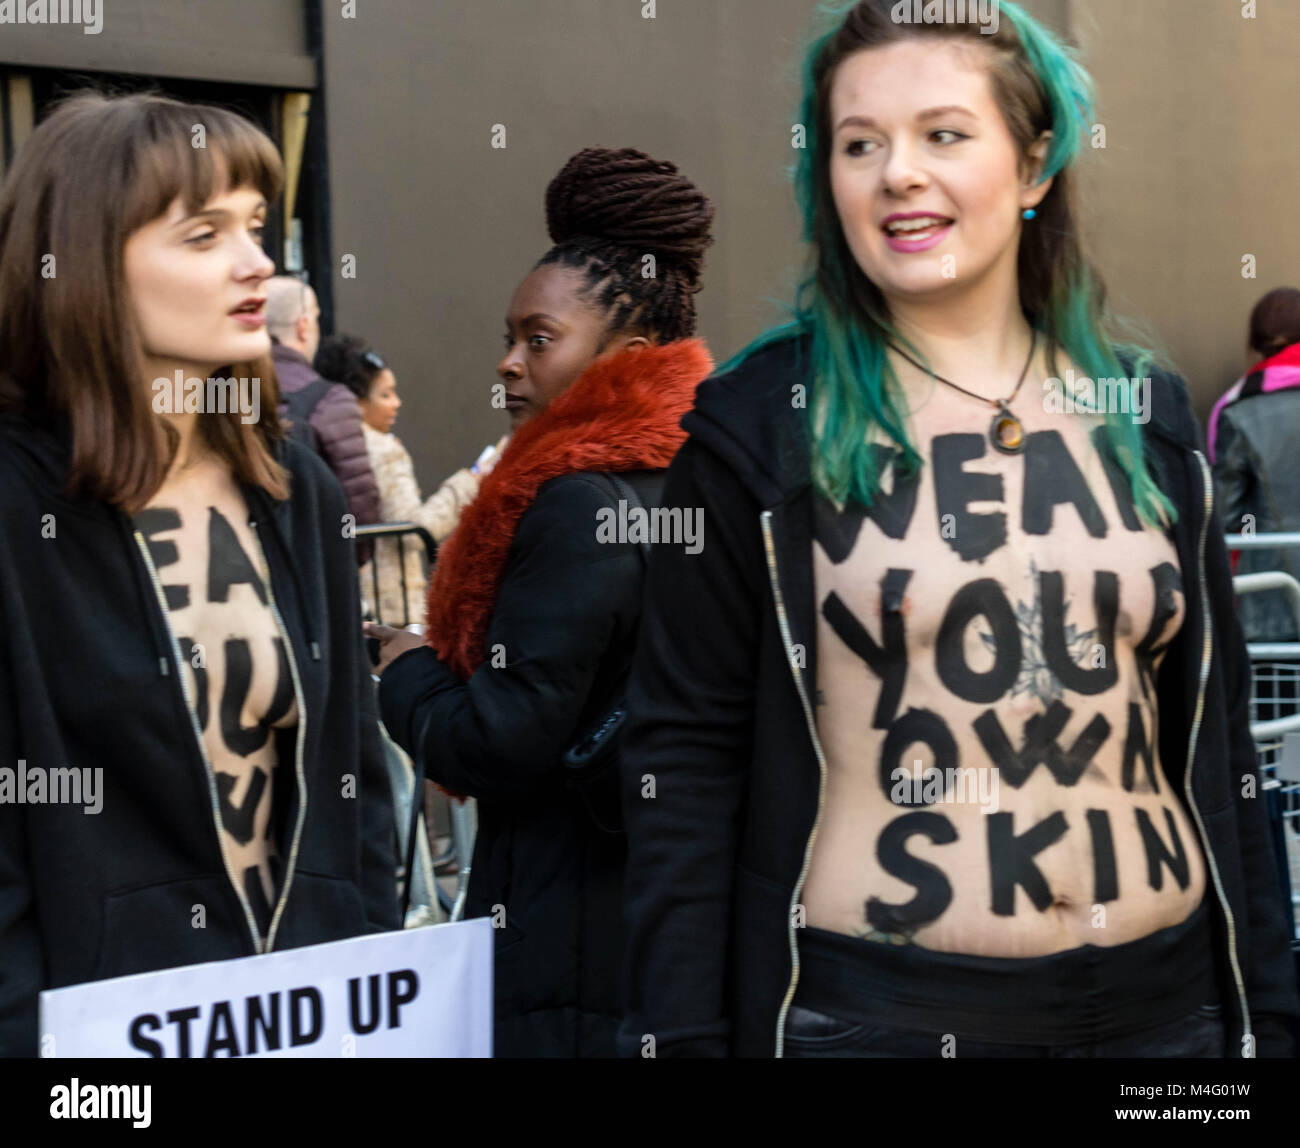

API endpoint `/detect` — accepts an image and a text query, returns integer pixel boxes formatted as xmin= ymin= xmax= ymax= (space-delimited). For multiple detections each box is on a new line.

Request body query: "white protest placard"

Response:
xmin=39 ymin=919 xmax=492 ymax=1058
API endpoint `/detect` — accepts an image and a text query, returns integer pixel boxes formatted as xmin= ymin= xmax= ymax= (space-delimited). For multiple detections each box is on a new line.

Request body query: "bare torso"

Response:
xmin=134 ymin=456 xmax=298 ymax=922
xmin=802 ymin=368 xmax=1205 ymax=956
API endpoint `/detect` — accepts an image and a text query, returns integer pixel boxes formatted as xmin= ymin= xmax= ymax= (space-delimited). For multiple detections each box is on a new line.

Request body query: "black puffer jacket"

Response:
xmin=617 ymin=335 xmax=1300 ymax=1058
xmin=378 ymin=470 xmax=662 ymax=1057
xmin=273 ymin=343 xmax=382 ymax=539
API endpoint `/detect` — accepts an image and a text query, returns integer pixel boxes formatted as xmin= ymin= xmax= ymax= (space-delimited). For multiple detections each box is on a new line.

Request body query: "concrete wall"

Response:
xmin=0 ymin=0 xmax=313 ymax=87
xmin=321 ymin=0 xmax=815 ymax=484
xmin=319 ymin=0 xmax=1127 ymax=490
xmin=1071 ymin=0 xmax=1300 ymax=411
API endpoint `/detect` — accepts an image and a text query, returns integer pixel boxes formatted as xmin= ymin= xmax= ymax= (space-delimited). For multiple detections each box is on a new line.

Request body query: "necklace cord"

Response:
xmin=887 ymin=329 xmax=1038 ymax=410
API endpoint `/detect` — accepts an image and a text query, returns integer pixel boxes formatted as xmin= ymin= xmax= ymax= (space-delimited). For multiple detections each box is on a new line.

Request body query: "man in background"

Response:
xmin=266 ymin=276 xmax=382 ymax=555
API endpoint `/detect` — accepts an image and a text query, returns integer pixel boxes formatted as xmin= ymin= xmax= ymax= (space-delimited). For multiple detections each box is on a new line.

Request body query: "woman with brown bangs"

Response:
xmin=0 ymin=92 xmax=399 ymax=1058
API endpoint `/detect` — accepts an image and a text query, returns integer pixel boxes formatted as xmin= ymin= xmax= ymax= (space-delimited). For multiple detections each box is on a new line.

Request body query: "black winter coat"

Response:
xmin=378 ymin=470 xmax=663 ymax=1057
xmin=616 ymin=335 xmax=1300 ymax=1058
xmin=0 ymin=414 xmax=401 ymax=1057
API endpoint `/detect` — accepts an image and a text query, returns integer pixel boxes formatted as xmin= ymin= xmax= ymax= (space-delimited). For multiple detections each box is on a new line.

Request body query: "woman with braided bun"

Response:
xmin=366 ymin=146 xmax=716 ymax=1057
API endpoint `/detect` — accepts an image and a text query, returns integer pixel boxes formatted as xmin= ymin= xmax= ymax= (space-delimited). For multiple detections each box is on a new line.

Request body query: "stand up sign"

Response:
xmin=39 ymin=918 xmax=492 ymax=1058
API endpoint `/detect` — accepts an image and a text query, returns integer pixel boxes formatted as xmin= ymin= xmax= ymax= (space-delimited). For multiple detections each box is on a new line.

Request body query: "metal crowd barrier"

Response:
xmin=358 ymin=521 xmax=475 ymax=922
xmin=379 ymin=724 xmax=443 ymax=927
xmin=355 ymin=521 xmax=438 ymax=630
xmin=1226 ymin=533 xmax=1300 ymax=942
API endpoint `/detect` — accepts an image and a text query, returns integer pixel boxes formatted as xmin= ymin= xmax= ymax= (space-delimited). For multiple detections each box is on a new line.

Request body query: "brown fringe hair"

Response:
xmin=0 ymin=90 xmax=291 ymax=512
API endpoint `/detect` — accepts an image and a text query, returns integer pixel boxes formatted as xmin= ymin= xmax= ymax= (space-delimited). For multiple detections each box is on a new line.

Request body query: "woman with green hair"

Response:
xmin=617 ymin=0 xmax=1298 ymax=1058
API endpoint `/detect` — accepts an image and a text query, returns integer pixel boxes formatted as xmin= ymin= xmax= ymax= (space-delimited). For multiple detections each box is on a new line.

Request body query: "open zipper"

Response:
xmin=132 ymin=519 xmax=310 ymax=956
xmin=133 ymin=530 xmax=264 ymax=952
xmin=1184 ymin=449 xmax=1252 ymax=1054
xmin=760 ymin=510 xmax=829 ymax=1059
xmin=249 ymin=519 xmax=310 ymax=953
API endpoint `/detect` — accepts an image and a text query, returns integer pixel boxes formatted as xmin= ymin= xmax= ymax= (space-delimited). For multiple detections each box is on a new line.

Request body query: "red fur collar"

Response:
xmin=425 ymin=338 xmax=713 ymax=678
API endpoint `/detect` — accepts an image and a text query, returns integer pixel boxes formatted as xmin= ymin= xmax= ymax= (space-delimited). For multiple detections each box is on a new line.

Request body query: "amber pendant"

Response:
xmin=991 ymin=404 xmax=1025 ymax=454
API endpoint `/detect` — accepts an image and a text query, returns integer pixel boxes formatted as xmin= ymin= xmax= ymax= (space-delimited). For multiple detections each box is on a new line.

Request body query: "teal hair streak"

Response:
xmin=1001 ymin=2 xmax=1176 ymax=529
xmin=719 ymin=0 xmax=1177 ymax=530
xmin=1001 ymin=1 xmax=1092 ymax=184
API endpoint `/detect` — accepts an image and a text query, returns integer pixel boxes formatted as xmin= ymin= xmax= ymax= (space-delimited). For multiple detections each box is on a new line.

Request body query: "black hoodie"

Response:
xmin=0 ymin=413 xmax=400 ymax=1057
xmin=616 ymin=335 xmax=1300 ymax=1058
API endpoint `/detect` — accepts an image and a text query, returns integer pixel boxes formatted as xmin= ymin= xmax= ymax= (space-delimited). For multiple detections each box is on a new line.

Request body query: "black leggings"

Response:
xmin=789 ymin=899 xmax=1217 ymax=1050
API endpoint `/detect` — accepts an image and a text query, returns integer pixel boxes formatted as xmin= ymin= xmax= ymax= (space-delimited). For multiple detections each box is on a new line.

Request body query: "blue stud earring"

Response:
xmin=1022 ymin=208 xmax=1037 ymax=220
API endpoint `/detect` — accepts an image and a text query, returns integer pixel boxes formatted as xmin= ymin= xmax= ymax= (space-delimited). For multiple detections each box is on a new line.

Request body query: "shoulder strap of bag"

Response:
xmin=293 ymin=376 xmax=334 ymax=414
xmin=281 ymin=378 xmax=332 ymax=448
xmin=600 ymin=471 xmax=652 ymax=566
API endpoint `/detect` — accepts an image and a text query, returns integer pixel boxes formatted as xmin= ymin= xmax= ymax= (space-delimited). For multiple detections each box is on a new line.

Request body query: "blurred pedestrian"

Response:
xmin=315 ymin=333 xmax=506 ymax=626
xmin=1209 ymin=286 xmax=1300 ymax=642
xmin=266 ymin=275 xmax=382 ymax=560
